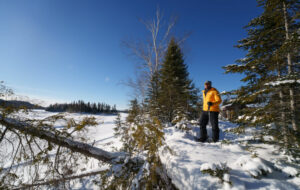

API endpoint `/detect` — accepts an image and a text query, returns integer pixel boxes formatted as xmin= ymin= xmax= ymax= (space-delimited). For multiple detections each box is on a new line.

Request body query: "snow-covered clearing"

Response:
xmin=4 ymin=110 xmax=300 ymax=189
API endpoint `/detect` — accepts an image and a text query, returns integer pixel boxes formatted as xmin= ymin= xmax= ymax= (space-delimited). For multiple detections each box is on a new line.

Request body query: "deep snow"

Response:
xmin=2 ymin=110 xmax=300 ymax=189
xmin=160 ymin=121 xmax=300 ymax=190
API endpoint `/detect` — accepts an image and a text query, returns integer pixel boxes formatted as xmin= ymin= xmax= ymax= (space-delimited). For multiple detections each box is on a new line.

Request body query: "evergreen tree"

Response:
xmin=145 ymin=71 xmax=161 ymax=118
xmin=223 ymin=0 xmax=299 ymax=150
xmin=126 ymin=99 xmax=140 ymax=123
xmin=157 ymin=38 xmax=199 ymax=123
xmin=109 ymin=97 xmax=175 ymax=189
xmin=46 ymin=100 xmax=118 ymax=114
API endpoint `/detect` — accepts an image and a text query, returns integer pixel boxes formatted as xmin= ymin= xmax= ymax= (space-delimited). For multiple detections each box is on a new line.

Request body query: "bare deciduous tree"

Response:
xmin=122 ymin=8 xmax=179 ymax=102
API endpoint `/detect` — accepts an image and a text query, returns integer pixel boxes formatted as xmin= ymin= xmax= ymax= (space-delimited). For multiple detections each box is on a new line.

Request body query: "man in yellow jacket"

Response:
xmin=199 ymin=81 xmax=222 ymax=142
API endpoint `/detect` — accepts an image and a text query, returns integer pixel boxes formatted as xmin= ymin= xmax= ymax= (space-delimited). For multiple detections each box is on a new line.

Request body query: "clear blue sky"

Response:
xmin=0 ymin=0 xmax=262 ymax=109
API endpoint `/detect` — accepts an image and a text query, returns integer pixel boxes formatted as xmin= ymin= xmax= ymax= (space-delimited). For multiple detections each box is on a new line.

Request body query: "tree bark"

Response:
xmin=277 ymin=61 xmax=288 ymax=146
xmin=283 ymin=1 xmax=297 ymax=131
xmin=0 ymin=116 xmax=124 ymax=164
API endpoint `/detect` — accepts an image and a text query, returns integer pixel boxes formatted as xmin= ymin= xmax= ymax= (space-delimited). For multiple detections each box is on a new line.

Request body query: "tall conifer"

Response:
xmin=158 ymin=38 xmax=199 ymax=123
xmin=223 ymin=0 xmax=299 ymax=149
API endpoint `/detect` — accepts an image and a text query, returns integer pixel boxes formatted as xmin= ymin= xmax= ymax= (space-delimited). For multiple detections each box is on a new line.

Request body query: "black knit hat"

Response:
xmin=204 ymin=80 xmax=212 ymax=85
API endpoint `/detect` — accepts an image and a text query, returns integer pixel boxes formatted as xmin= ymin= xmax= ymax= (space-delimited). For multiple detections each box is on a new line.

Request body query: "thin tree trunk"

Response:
xmin=283 ymin=1 xmax=297 ymax=131
xmin=277 ymin=61 xmax=288 ymax=146
xmin=13 ymin=170 xmax=104 ymax=190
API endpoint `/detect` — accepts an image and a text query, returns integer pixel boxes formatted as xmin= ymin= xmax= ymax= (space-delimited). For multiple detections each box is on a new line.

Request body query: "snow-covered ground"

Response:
xmin=18 ymin=109 xmax=125 ymax=152
xmin=3 ymin=110 xmax=300 ymax=189
xmin=2 ymin=110 xmax=125 ymax=189
xmin=160 ymin=122 xmax=300 ymax=190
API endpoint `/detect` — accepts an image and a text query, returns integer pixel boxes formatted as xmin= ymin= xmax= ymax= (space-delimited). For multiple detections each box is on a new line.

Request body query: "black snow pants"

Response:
xmin=199 ymin=111 xmax=219 ymax=142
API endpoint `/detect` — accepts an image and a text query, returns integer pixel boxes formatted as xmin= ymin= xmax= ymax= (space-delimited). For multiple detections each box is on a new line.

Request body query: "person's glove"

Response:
xmin=207 ymin=102 xmax=213 ymax=106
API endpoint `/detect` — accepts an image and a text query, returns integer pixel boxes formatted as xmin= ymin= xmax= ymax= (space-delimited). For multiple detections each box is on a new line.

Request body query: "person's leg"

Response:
xmin=199 ymin=111 xmax=209 ymax=141
xmin=210 ymin=112 xmax=219 ymax=142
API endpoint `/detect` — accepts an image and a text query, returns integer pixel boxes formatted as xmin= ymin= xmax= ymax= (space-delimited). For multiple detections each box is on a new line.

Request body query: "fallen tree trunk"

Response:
xmin=0 ymin=115 xmax=177 ymax=189
xmin=0 ymin=116 xmax=125 ymax=164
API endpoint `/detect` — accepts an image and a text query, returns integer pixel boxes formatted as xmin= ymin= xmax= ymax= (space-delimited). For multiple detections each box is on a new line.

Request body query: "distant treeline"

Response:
xmin=46 ymin=100 xmax=117 ymax=114
xmin=0 ymin=99 xmax=44 ymax=109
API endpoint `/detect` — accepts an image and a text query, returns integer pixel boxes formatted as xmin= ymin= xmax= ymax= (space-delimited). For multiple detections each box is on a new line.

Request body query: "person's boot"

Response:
xmin=199 ymin=135 xmax=207 ymax=142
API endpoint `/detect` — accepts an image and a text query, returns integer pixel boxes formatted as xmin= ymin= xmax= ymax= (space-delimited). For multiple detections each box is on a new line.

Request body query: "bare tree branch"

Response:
xmin=0 ymin=127 xmax=8 ymax=143
xmin=122 ymin=8 xmax=179 ymax=101
xmin=12 ymin=170 xmax=105 ymax=190
xmin=0 ymin=116 xmax=125 ymax=164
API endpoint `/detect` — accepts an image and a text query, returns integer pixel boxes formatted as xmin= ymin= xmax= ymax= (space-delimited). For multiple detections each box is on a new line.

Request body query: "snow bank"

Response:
xmin=5 ymin=110 xmax=300 ymax=189
xmin=234 ymin=155 xmax=272 ymax=178
xmin=200 ymin=162 xmax=227 ymax=171
xmin=159 ymin=121 xmax=300 ymax=190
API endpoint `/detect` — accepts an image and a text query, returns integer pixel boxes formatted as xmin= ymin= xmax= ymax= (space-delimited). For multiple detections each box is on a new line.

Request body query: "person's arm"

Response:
xmin=207 ymin=91 xmax=221 ymax=106
xmin=214 ymin=90 xmax=222 ymax=105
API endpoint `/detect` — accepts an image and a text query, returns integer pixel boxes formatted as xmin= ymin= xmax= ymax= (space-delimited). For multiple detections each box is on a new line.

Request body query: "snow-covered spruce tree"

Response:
xmin=107 ymin=99 xmax=176 ymax=189
xmin=126 ymin=99 xmax=141 ymax=123
xmin=157 ymin=38 xmax=199 ymax=124
xmin=145 ymin=71 xmax=161 ymax=119
xmin=223 ymin=0 xmax=299 ymax=152
xmin=220 ymin=91 xmax=245 ymax=122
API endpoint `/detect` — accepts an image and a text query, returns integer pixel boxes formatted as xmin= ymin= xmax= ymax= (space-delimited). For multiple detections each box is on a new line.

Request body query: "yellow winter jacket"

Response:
xmin=202 ymin=87 xmax=222 ymax=112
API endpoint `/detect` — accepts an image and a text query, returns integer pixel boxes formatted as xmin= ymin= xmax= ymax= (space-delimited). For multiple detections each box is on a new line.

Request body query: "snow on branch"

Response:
xmin=265 ymin=79 xmax=300 ymax=86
